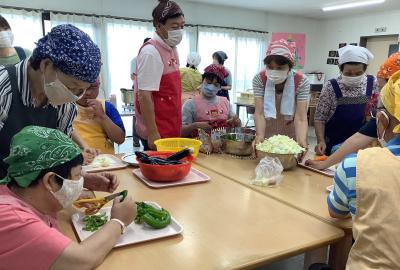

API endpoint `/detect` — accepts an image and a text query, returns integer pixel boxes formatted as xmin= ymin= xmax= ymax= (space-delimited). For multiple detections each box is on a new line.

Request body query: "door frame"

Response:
xmin=359 ymin=34 xmax=399 ymax=48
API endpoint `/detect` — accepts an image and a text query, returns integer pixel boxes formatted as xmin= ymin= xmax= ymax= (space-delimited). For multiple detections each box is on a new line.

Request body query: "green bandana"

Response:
xmin=0 ymin=126 xmax=81 ymax=188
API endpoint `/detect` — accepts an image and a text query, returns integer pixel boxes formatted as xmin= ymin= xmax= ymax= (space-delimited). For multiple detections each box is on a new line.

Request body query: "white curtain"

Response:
xmin=104 ymin=18 xmax=154 ymax=108
xmin=198 ymin=27 xmax=268 ymax=104
xmin=49 ymin=13 xmax=110 ymax=98
xmin=0 ymin=8 xmax=43 ymax=51
xmin=197 ymin=27 xmax=236 ymax=73
xmin=235 ymin=31 xmax=269 ymax=94
xmin=178 ymin=25 xmax=198 ymax=67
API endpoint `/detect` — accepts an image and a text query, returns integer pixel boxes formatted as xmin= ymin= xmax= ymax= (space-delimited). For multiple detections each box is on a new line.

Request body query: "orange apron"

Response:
xmin=346 ymin=147 xmax=400 ymax=269
xmin=73 ymin=99 xmax=115 ymax=154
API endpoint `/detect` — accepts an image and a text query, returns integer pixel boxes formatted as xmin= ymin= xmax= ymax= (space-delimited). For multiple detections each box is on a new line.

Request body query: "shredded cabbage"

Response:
xmin=256 ymin=135 xmax=305 ymax=154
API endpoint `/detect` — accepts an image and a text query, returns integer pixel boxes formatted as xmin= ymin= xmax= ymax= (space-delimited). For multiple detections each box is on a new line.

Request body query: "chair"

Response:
xmin=245 ymin=106 xmax=255 ymax=127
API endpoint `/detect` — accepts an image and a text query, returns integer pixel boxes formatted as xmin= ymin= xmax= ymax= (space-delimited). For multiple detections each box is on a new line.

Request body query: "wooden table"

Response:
xmin=58 ymin=165 xmax=344 ymax=270
xmin=194 ymin=154 xmax=353 ymax=269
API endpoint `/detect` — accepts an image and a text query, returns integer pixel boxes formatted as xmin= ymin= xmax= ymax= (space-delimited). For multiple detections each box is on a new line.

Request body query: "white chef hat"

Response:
xmin=187 ymin=52 xmax=201 ymax=67
xmin=338 ymin=45 xmax=374 ymax=65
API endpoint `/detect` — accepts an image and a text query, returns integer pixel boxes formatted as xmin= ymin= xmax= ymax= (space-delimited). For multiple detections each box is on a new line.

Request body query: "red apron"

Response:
xmin=135 ymin=38 xmax=182 ymax=139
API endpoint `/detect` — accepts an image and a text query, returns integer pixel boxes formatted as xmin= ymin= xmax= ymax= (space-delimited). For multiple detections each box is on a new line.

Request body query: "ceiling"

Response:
xmin=184 ymin=0 xmax=400 ymax=19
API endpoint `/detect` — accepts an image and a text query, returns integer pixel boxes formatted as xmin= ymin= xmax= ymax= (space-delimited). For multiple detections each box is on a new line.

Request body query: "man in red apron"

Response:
xmin=135 ymin=0 xmax=185 ymax=150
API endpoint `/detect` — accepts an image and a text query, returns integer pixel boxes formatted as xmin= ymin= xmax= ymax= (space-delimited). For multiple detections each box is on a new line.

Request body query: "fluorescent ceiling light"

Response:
xmin=322 ymin=0 xmax=385 ymax=12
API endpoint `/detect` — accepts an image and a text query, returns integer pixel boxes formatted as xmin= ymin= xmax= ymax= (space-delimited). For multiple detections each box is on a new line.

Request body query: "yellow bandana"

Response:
xmin=381 ymin=70 xmax=400 ymax=133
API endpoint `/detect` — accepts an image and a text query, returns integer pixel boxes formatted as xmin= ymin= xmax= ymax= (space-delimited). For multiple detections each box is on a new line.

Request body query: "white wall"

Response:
xmin=1 ymin=0 xmax=321 ymax=71
xmin=318 ymin=10 xmax=400 ymax=80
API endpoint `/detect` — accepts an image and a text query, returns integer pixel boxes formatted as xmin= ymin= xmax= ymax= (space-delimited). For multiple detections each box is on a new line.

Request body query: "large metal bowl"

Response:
xmin=120 ymin=88 xmax=135 ymax=105
xmin=256 ymin=151 xmax=297 ymax=170
xmin=221 ymin=133 xmax=255 ymax=156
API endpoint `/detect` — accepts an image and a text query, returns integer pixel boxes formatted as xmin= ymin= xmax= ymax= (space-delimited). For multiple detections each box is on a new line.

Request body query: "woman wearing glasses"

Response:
xmin=0 ymin=24 xmax=101 ymax=177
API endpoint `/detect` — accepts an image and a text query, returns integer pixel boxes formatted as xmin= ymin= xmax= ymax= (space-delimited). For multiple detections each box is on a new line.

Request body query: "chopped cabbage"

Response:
xmin=256 ymin=135 xmax=305 ymax=154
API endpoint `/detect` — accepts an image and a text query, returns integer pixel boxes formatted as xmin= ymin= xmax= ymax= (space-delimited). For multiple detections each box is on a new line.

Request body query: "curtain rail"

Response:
xmin=0 ymin=4 xmax=268 ymax=34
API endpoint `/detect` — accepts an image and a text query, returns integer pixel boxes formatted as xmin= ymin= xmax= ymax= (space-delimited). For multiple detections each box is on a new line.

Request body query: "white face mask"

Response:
xmin=266 ymin=69 xmax=289 ymax=84
xmin=164 ymin=29 xmax=183 ymax=47
xmin=0 ymin=30 xmax=14 ymax=48
xmin=341 ymin=74 xmax=364 ymax=87
xmin=52 ymin=175 xmax=84 ymax=208
xmin=44 ymin=72 xmax=80 ymax=106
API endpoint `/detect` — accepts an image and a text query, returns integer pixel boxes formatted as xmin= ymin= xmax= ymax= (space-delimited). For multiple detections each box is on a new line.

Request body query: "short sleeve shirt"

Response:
xmin=182 ymin=97 xmax=235 ymax=125
xmin=314 ymin=75 xmax=379 ymax=124
xmin=0 ymin=186 xmax=71 ymax=270
xmin=252 ymin=71 xmax=310 ymax=102
xmin=136 ymin=34 xmax=165 ymax=91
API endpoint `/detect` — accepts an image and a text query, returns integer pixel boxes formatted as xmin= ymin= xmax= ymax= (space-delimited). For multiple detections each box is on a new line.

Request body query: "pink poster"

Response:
xmin=271 ymin=32 xmax=306 ymax=69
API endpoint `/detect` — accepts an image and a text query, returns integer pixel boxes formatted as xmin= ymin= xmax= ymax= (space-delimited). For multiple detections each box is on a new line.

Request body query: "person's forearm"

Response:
xmin=51 ymin=221 xmax=122 ymax=270
xmin=221 ymin=86 xmax=231 ymax=91
xmin=138 ymin=91 xmax=158 ymax=137
xmin=254 ymin=114 xmax=266 ymax=139
xmin=71 ymin=130 xmax=88 ymax=149
xmin=80 ymin=221 xmax=121 ymax=267
xmin=98 ymin=116 xmax=125 ymax=144
xmin=181 ymin=123 xmax=198 ymax=137
xmin=314 ymin=121 xmax=326 ymax=143
xmin=325 ymin=133 xmax=375 ymax=166
xmin=295 ymin=118 xmax=308 ymax=147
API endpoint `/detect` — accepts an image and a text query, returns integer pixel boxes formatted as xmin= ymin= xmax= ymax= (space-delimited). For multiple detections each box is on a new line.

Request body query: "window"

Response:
xmin=178 ymin=26 xmax=198 ymax=68
xmin=0 ymin=8 xmax=43 ymax=51
xmin=198 ymin=27 xmax=268 ymax=103
xmin=104 ymin=19 xmax=153 ymax=107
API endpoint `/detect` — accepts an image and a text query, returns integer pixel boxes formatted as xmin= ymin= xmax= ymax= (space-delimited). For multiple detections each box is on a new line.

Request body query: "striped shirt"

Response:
xmin=252 ymin=70 xmax=310 ymax=102
xmin=328 ymin=136 xmax=400 ymax=218
xmin=0 ymin=59 xmax=76 ymax=136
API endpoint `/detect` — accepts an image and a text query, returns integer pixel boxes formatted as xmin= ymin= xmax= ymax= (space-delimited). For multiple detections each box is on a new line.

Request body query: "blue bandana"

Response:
xmin=32 ymin=24 xmax=101 ymax=83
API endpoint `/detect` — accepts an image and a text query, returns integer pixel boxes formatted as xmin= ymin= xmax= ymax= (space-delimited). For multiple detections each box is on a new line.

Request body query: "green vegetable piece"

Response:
xmin=121 ymin=190 xmax=128 ymax=202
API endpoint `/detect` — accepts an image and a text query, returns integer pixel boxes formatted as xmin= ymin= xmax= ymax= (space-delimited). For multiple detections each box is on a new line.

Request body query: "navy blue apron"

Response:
xmin=0 ymin=65 xmax=58 ymax=178
xmin=325 ymin=75 xmax=374 ymax=155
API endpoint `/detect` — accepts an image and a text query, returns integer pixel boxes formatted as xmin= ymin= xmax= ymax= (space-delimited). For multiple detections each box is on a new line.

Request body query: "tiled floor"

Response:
xmin=116 ymin=126 xmax=319 ymax=270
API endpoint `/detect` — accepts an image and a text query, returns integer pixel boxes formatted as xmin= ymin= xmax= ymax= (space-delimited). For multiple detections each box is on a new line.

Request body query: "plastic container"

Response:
xmin=154 ymin=138 xmax=202 ymax=158
xmin=136 ymin=152 xmax=193 ymax=182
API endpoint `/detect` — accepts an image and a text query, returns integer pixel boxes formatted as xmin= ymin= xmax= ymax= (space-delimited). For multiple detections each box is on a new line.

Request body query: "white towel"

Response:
xmin=263 ymin=71 xmax=295 ymax=120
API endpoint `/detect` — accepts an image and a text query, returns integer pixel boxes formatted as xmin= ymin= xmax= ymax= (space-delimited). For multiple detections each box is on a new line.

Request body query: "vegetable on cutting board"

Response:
xmin=135 ymin=202 xmax=171 ymax=229
xmin=82 ymin=212 xmax=108 ymax=232
xmin=314 ymin=155 xmax=328 ymax=161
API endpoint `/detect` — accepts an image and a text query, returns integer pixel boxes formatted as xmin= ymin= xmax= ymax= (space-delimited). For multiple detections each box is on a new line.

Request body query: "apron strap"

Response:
xmin=366 ymin=75 xmax=374 ymax=97
xmin=4 ymin=65 xmax=20 ymax=97
xmin=329 ymin=79 xmax=343 ymax=99
xmin=14 ymin=47 xmax=27 ymax=61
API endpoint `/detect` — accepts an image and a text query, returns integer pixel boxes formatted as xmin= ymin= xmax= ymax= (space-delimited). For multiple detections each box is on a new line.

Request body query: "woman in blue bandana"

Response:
xmin=0 ymin=24 xmax=102 ymax=178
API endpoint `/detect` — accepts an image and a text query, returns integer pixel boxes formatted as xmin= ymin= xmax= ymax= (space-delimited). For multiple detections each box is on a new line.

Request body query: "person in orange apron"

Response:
xmin=135 ymin=0 xmax=185 ymax=150
xmin=181 ymin=64 xmax=240 ymax=137
xmin=73 ymin=77 xmax=126 ymax=154
xmin=326 ymin=73 xmax=400 ymax=269
xmin=253 ymin=39 xmax=310 ymax=152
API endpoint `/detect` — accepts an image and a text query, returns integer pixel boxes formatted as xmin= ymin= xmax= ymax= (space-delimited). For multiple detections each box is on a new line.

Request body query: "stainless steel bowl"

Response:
xmin=120 ymin=88 xmax=135 ymax=105
xmin=221 ymin=133 xmax=255 ymax=156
